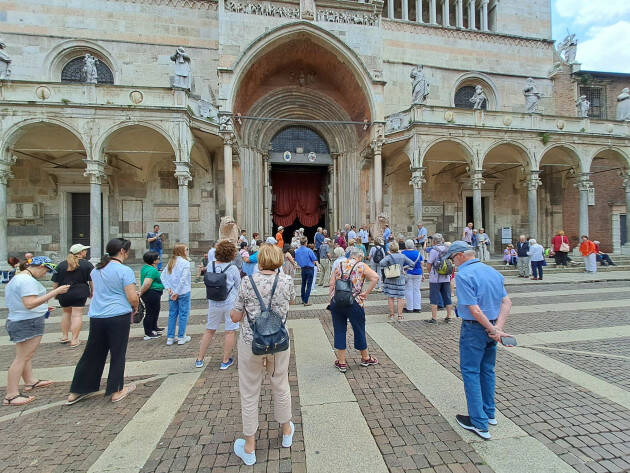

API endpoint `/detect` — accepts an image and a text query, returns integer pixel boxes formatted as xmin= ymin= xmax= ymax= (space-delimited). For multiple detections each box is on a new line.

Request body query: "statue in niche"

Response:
xmin=470 ymin=85 xmax=487 ymax=110
xmin=558 ymin=34 xmax=578 ymax=64
xmin=83 ymin=54 xmax=98 ymax=84
xmin=617 ymin=88 xmax=630 ymax=121
xmin=576 ymin=95 xmax=590 ymax=118
xmin=0 ymin=39 xmax=11 ymax=80
xmin=170 ymin=47 xmax=192 ymax=90
xmin=410 ymin=65 xmax=429 ymax=105
xmin=523 ymin=77 xmax=542 ymax=113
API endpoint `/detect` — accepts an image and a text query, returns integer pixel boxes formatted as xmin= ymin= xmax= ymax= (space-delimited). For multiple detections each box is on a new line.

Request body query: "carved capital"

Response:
xmin=574 ymin=173 xmax=592 ymax=192
xmin=370 ymin=140 xmax=383 ymax=156
xmin=222 ymin=132 xmax=237 ymax=147
xmin=83 ymin=158 xmax=107 ymax=185
xmin=174 ymin=160 xmax=192 ymax=186
xmin=469 ymin=170 xmax=485 ymax=190
xmin=409 ymin=166 xmax=426 ymax=189
xmin=526 ymin=170 xmax=542 ymax=191
xmin=0 ymin=155 xmax=17 ymax=185
xmin=620 ymin=171 xmax=630 ymax=191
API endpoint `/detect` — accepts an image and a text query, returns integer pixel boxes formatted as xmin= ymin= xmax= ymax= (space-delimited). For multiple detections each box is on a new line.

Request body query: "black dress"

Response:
xmin=52 ymin=259 xmax=94 ymax=307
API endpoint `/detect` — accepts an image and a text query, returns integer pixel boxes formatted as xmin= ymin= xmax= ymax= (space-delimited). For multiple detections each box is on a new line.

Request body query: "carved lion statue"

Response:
xmin=219 ymin=216 xmax=240 ymax=244
xmin=369 ymin=213 xmax=390 ymax=240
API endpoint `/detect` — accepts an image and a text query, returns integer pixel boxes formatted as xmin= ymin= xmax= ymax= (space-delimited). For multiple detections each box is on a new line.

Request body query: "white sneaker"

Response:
xmin=166 ymin=338 xmax=174 ymax=345
xmin=282 ymin=421 xmax=295 ymax=448
xmin=234 ymin=439 xmax=256 ymax=465
xmin=177 ymin=335 xmax=191 ymax=345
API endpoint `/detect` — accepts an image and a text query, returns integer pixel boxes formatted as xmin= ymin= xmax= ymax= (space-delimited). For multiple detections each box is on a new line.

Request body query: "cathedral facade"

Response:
xmin=0 ymin=0 xmax=629 ymax=263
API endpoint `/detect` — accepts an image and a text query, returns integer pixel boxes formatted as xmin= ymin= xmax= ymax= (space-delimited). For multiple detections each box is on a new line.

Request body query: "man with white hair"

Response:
xmin=515 ymin=235 xmax=530 ymax=278
xmin=446 ymin=240 xmax=513 ymax=441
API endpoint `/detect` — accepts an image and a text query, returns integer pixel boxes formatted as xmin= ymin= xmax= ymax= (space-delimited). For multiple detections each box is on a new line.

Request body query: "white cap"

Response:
xmin=266 ymin=236 xmax=278 ymax=245
xmin=69 ymin=244 xmax=90 ymax=254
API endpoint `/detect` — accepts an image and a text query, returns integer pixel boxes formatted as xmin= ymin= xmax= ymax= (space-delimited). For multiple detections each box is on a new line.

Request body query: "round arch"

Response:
xmin=539 ymin=143 xmax=584 ymax=172
xmin=95 ymin=121 xmax=177 ymax=160
xmin=420 ymin=137 xmax=475 ymax=167
xmin=44 ymin=39 xmax=119 ymax=83
xmin=481 ymin=140 xmax=535 ymax=170
xmin=586 ymin=146 xmax=630 ymax=172
xmin=451 ymin=72 xmax=500 ymax=110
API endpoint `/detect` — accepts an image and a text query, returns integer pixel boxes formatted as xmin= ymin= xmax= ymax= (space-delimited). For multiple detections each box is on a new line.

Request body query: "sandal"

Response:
xmin=397 ymin=314 xmax=404 ymax=321
xmin=444 ymin=317 xmax=452 ymax=323
xmin=66 ymin=393 xmax=91 ymax=406
xmin=111 ymin=384 xmax=136 ymax=403
xmin=69 ymin=341 xmax=81 ymax=348
xmin=24 ymin=379 xmax=53 ymax=391
xmin=60 ymin=338 xmax=70 ymax=344
xmin=360 ymin=356 xmax=379 ymax=367
xmin=388 ymin=314 xmax=394 ymax=320
xmin=3 ymin=393 xmax=34 ymax=406
xmin=334 ymin=360 xmax=348 ymax=373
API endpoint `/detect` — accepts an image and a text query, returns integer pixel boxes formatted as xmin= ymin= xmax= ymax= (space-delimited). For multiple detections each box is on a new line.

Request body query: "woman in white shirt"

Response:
xmin=4 ymin=257 xmax=69 ymax=406
xmin=161 ymin=244 xmax=192 ymax=345
xmin=527 ymin=238 xmax=545 ymax=281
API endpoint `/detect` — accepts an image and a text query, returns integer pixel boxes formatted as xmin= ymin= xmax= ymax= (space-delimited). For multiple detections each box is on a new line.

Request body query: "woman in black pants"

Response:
xmin=66 ymin=238 xmax=139 ymax=405
xmin=139 ymin=251 xmax=164 ymax=339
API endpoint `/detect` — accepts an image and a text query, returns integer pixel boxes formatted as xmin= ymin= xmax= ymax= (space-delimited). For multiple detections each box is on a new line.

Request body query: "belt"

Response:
xmin=462 ymin=319 xmax=497 ymax=325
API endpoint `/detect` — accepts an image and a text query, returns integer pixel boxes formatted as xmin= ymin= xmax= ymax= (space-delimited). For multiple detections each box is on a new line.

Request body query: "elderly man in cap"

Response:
xmin=447 ymin=240 xmax=513 ymax=440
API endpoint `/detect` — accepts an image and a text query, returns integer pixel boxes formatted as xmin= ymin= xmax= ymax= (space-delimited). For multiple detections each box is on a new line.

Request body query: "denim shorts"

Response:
xmin=429 ymin=282 xmax=452 ymax=306
xmin=6 ymin=316 xmax=45 ymax=343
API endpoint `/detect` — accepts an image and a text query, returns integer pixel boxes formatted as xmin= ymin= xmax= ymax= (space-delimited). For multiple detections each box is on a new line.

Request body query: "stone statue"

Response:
xmin=523 ymin=78 xmax=542 ymax=113
xmin=82 ymin=54 xmax=98 ymax=84
xmin=410 ymin=65 xmax=429 ymax=105
xmin=300 ymin=0 xmax=315 ymax=20
xmin=576 ymin=95 xmax=590 ymax=118
xmin=369 ymin=213 xmax=390 ymax=240
xmin=558 ymin=34 xmax=578 ymax=64
xmin=617 ymin=88 xmax=630 ymax=121
xmin=170 ymin=47 xmax=192 ymax=90
xmin=470 ymin=85 xmax=487 ymax=110
xmin=219 ymin=216 xmax=240 ymax=245
xmin=198 ymin=100 xmax=219 ymax=122
xmin=0 ymin=39 xmax=11 ymax=80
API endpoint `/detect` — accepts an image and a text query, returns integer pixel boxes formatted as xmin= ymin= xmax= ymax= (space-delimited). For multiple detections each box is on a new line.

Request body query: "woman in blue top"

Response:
xmin=66 ymin=238 xmax=139 ymax=405
xmin=402 ymin=239 xmax=424 ymax=313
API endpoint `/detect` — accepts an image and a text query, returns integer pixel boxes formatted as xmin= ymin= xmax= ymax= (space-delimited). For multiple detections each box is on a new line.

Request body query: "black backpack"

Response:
xmin=333 ymin=261 xmax=360 ymax=307
xmin=372 ymin=245 xmax=386 ymax=264
xmin=246 ymin=273 xmax=289 ymax=355
xmin=204 ymin=262 xmax=233 ymax=301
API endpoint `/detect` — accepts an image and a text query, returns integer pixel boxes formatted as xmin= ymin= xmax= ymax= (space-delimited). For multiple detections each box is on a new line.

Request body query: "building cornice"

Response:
xmin=106 ymin=0 xmax=218 ymax=9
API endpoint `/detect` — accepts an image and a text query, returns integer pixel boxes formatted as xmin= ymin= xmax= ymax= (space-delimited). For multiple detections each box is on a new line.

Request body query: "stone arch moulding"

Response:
xmin=43 ymin=39 xmax=120 ymax=83
xmin=451 ymin=71 xmax=500 ymax=110
xmin=586 ymin=146 xmax=630 ymax=172
xmin=419 ymin=136 xmax=476 ymax=167
xmin=537 ymin=143 xmax=586 ymax=173
xmin=94 ymin=121 xmax=179 ymax=161
xmin=223 ymin=21 xmax=380 ymax=120
xmin=480 ymin=140 xmax=536 ymax=170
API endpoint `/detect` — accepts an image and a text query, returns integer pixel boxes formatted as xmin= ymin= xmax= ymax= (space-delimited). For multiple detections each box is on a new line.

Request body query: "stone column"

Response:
xmin=467 ymin=0 xmax=476 ymax=29
xmin=575 ymin=173 xmax=592 ymax=238
xmin=84 ymin=158 xmax=107 ymax=264
xmin=455 ymin=0 xmax=463 ymax=27
xmin=372 ymin=141 xmax=383 ymax=215
xmin=222 ymin=133 xmax=235 ymax=218
xmin=622 ymin=173 xmax=630 ymax=253
xmin=402 ymin=0 xmax=409 ymax=20
xmin=262 ymin=151 xmax=272 ymax=237
xmin=480 ymin=0 xmax=489 ymax=30
xmin=429 ymin=0 xmax=437 ymax=24
xmin=442 ymin=0 xmax=450 ymax=26
xmin=410 ymin=167 xmax=426 ymax=224
xmin=175 ymin=161 xmax=192 ymax=244
xmin=388 ymin=0 xmax=395 ymax=18
xmin=416 ymin=0 xmax=423 ymax=22
xmin=470 ymin=170 xmax=485 ymax=229
xmin=0 ymin=155 xmax=16 ymax=270
xmin=332 ymin=154 xmax=339 ymax=231
xmin=527 ymin=170 xmax=542 ymax=240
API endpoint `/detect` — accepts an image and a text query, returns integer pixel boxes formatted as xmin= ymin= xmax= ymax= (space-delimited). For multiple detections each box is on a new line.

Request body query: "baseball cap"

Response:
xmin=29 ymin=256 xmax=58 ymax=274
xmin=446 ymin=241 xmax=473 ymax=259
xmin=69 ymin=243 xmax=90 ymax=254
xmin=278 ymin=226 xmax=284 ymax=231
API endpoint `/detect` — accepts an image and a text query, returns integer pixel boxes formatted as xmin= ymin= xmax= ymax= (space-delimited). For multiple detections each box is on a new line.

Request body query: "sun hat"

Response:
xmin=445 ymin=241 xmax=473 ymax=259
xmin=29 ymin=256 xmax=58 ymax=273
xmin=69 ymin=243 xmax=90 ymax=254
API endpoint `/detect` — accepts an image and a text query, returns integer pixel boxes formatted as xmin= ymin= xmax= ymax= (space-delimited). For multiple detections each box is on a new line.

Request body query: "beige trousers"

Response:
xmin=237 ymin=337 xmax=292 ymax=436
xmin=318 ymin=258 xmax=331 ymax=286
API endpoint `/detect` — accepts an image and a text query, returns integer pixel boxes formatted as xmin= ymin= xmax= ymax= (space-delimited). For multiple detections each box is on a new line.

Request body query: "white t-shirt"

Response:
xmin=347 ymin=230 xmax=357 ymax=240
xmin=5 ymin=273 xmax=47 ymax=321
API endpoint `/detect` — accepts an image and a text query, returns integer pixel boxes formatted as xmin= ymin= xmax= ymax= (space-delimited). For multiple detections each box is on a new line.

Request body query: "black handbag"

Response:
xmin=133 ymin=298 xmax=145 ymax=324
xmin=246 ymin=273 xmax=289 ymax=355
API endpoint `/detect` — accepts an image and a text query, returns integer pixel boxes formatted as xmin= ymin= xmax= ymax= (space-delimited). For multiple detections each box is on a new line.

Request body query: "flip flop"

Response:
xmin=69 ymin=341 xmax=81 ymax=348
xmin=65 ymin=393 xmax=91 ymax=406
xmin=24 ymin=379 xmax=53 ymax=391
xmin=111 ymin=384 xmax=136 ymax=403
xmin=3 ymin=393 xmax=34 ymax=406
xmin=60 ymin=339 xmax=70 ymax=344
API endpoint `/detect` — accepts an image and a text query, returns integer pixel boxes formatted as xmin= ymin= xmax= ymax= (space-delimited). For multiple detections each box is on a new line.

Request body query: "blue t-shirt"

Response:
xmin=455 ymin=259 xmax=507 ymax=321
xmin=315 ymin=232 xmax=324 ymax=250
xmin=295 ymin=246 xmax=317 ymax=268
xmin=88 ymin=263 xmax=137 ymax=318
xmin=147 ymin=231 xmax=163 ymax=251
xmin=383 ymin=227 xmax=391 ymax=241
xmin=402 ymin=249 xmax=423 ymax=275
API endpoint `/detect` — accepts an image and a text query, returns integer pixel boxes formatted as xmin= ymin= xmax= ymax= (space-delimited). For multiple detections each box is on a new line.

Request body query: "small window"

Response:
xmin=271 ymin=126 xmax=330 ymax=154
xmin=454 ymin=86 xmax=487 ymax=109
xmin=61 ymin=56 xmax=114 ymax=84
xmin=579 ymin=86 xmax=606 ymax=119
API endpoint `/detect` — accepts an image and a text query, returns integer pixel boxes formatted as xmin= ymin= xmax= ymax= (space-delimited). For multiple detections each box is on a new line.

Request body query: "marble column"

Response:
xmin=262 ymin=152 xmax=272 ymax=237
xmin=480 ymin=0 xmax=489 ymax=30
xmin=527 ymin=170 xmax=542 ymax=240
xmin=175 ymin=161 xmax=192 ymax=244
xmin=455 ymin=0 xmax=463 ymax=27
xmin=410 ymin=167 xmax=426 ymax=224
xmin=388 ymin=0 xmax=395 ymax=18
xmin=429 ymin=0 xmax=437 ymax=24
xmin=623 ymin=173 xmax=630 ymax=252
xmin=372 ymin=142 xmax=383 ymax=215
xmin=416 ymin=0 xmax=423 ymax=22
xmin=470 ymin=170 xmax=484 ymax=229
xmin=442 ymin=0 xmax=450 ymax=26
xmin=84 ymin=158 xmax=106 ymax=264
xmin=468 ymin=0 xmax=476 ymax=29
xmin=402 ymin=0 xmax=409 ymax=20
xmin=0 ymin=155 xmax=16 ymax=271
xmin=575 ymin=173 xmax=592 ymax=238
xmin=332 ymin=154 xmax=339 ymax=231
xmin=222 ymin=133 xmax=235 ymax=218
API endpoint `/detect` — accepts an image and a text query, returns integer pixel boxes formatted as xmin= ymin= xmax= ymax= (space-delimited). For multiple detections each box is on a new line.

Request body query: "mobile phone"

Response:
xmin=500 ymin=336 xmax=517 ymax=347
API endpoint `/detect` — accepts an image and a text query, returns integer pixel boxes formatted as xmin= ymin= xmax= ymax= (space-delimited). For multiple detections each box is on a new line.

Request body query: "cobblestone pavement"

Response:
xmin=0 ymin=279 xmax=629 ymax=472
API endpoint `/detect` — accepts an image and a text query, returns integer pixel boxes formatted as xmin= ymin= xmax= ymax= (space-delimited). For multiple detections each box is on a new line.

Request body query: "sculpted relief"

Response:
xmin=225 ymin=1 xmax=300 ymax=18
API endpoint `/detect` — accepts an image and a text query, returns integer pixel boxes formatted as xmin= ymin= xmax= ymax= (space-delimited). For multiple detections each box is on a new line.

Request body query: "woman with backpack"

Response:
xmin=196 ymin=239 xmax=241 ymax=369
xmin=161 ymin=244 xmax=192 ymax=346
xmin=380 ymin=241 xmax=416 ymax=320
xmin=229 ymin=244 xmax=296 ymax=466
xmin=368 ymin=237 xmax=386 ymax=290
xmin=426 ymin=233 xmax=454 ymax=323
xmin=402 ymin=239 xmax=424 ymax=314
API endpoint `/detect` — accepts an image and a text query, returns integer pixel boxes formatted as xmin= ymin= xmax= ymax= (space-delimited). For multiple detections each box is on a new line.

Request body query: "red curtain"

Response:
xmin=272 ymin=172 xmax=322 ymax=228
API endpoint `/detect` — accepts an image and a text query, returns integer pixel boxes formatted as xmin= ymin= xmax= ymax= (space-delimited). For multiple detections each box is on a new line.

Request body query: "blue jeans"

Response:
xmin=300 ymin=267 xmax=314 ymax=303
xmin=157 ymin=249 xmax=163 ymax=271
xmin=459 ymin=321 xmax=497 ymax=431
xmin=531 ymin=260 xmax=544 ymax=279
xmin=330 ymin=301 xmax=367 ymax=351
xmin=167 ymin=292 xmax=190 ymax=339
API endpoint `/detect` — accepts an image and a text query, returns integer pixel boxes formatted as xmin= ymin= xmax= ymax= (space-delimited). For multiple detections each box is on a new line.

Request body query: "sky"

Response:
xmin=551 ymin=0 xmax=630 ymax=73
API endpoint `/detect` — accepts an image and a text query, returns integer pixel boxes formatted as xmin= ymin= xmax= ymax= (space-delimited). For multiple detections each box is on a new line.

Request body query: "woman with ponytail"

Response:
xmin=66 ymin=238 xmax=138 ymax=405
xmin=161 ymin=244 xmax=192 ymax=345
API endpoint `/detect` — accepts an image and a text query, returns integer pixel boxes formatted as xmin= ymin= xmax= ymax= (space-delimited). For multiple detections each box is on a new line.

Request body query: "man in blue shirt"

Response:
xmin=314 ymin=227 xmax=325 ymax=261
xmin=447 ymin=241 xmax=513 ymax=441
xmin=295 ymin=237 xmax=320 ymax=306
xmin=146 ymin=225 xmax=164 ymax=270
xmin=383 ymin=224 xmax=391 ymax=252
xmin=415 ymin=222 xmax=428 ymax=251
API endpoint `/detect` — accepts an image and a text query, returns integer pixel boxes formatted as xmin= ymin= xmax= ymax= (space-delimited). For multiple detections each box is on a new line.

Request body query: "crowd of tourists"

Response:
xmin=1 ymin=219 xmax=618 ymax=460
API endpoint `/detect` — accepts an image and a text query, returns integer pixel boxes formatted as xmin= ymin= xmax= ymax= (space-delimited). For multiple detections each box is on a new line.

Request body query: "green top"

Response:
xmin=140 ymin=264 xmax=164 ymax=292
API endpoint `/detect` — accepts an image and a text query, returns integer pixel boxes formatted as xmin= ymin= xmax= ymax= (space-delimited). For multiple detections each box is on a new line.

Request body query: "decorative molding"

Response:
xmin=409 ymin=166 xmax=426 ymax=189
xmin=526 ymin=170 xmax=542 ymax=191
xmin=386 ymin=111 xmax=410 ymax=133
xmin=316 ymin=9 xmax=378 ymax=26
xmin=83 ymin=158 xmax=107 ymax=185
xmin=225 ymin=0 xmax=299 ymax=18
xmin=107 ymin=0 xmax=218 ymax=9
